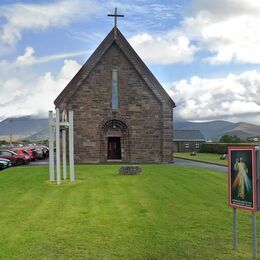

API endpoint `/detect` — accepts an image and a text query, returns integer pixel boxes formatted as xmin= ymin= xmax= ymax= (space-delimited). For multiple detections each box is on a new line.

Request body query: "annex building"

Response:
xmin=55 ymin=12 xmax=175 ymax=163
xmin=173 ymin=130 xmax=206 ymax=152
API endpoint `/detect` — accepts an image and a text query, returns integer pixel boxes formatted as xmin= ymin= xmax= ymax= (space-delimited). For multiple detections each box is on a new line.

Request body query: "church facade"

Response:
xmin=54 ymin=26 xmax=175 ymax=163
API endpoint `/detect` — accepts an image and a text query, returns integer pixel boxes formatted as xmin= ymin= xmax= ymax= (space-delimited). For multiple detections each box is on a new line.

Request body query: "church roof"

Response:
xmin=54 ymin=28 xmax=175 ymax=107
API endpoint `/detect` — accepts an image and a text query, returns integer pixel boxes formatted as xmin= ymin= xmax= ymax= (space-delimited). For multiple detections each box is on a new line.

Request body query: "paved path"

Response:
xmin=30 ymin=157 xmax=228 ymax=173
xmin=174 ymin=157 xmax=227 ymax=173
xmin=30 ymin=158 xmax=49 ymax=166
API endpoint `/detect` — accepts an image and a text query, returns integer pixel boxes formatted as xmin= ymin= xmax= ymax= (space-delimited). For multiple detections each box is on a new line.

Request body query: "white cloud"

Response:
xmin=176 ymin=0 xmax=260 ymax=64
xmin=125 ymin=0 xmax=260 ymax=65
xmin=191 ymin=0 xmax=260 ymax=19
xmin=0 ymin=0 xmax=101 ymax=53
xmin=0 ymin=78 xmax=23 ymax=105
xmin=16 ymin=46 xmax=35 ymax=65
xmin=0 ymin=59 xmax=81 ymax=120
xmin=129 ymin=33 xmax=198 ymax=64
xmin=169 ymin=70 xmax=260 ymax=122
xmin=0 ymin=46 xmax=87 ymax=74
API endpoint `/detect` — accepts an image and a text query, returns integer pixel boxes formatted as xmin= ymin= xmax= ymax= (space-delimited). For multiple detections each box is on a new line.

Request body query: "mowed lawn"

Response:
xmin=174 ymin=152 xmax=228 ymax=166
xmin=0 ymin=164 xmax=256 ymax=259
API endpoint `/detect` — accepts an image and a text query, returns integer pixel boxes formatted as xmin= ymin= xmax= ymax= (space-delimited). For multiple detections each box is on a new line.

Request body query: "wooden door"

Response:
xmin=107 ymin=137 xmax=121 ymax=160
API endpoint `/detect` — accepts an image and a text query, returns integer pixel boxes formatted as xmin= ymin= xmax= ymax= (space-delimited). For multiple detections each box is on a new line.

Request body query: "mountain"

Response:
xmin=174 ymin=120 xmax=260 ymax=141
xmin=1 ymin=116 xmax=260 ymax=142
xmin=0 ymin=116 xmax=48 ymax=141
xmin=26 ymin=128 xmax=49 ymax=141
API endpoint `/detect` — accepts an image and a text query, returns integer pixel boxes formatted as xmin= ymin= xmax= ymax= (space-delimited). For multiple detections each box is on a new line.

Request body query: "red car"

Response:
xmin=22 ymin=147 xmax=38 ymax=161
xmin=0 ymin=150 xmax=30 ymax=166
xmin=11 ymin=148 xmax=31 ymax=158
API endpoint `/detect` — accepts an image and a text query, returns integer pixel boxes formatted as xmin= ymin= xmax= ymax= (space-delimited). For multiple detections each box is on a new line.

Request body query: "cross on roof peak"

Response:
xmin=107 ymin=7 xmax=124 ymax=29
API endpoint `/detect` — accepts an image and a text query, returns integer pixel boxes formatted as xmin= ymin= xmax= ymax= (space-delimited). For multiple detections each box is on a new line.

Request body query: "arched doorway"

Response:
xmin=100 ymin=119 xmax=130 ymax=162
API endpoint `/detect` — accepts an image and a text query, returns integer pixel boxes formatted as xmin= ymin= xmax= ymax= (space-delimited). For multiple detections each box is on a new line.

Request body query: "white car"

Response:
xmin=0 ymin=158 xmax=11 ymax=171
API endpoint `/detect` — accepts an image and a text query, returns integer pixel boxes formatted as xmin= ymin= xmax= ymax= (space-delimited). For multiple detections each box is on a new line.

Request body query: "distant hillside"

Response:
xmin=2 ymin=116 xmax=260 ymax=142
xmin=174 ymin=120 xmax=260 ymax=141
xmin=27 ymin=128 xmax=49 ymax=141
xmin=0 ymin=116 xmax=48 ymax=141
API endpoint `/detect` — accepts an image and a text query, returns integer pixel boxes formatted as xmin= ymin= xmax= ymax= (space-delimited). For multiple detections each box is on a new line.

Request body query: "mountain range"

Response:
xmin=175 ymin=120 xmax=260 ymax=141
xmin=1 ymin=116 xmax=260 ymax=142
xmin=0 ymin=116 xmax=48 ymax=141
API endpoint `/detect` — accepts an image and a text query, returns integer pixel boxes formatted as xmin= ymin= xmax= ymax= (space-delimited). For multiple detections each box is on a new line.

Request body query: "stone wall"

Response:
xmin=60 ymin=43 xmax=173 ymax=163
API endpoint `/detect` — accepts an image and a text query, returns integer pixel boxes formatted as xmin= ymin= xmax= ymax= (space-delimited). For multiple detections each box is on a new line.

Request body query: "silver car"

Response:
xmin=0 ymin=158 xmax=12 ymax=171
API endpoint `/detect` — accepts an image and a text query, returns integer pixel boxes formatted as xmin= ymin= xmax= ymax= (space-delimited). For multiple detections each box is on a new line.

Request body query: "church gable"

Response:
xmin=55 ymin=22 xmax=174 ymax=163
xmin=67 ymin=42 xmax=162 ymax=114
xmin=65 ymin=42 xmax=164 ymax=162
xmin=55 ymin=28 xmax=175 ymax=109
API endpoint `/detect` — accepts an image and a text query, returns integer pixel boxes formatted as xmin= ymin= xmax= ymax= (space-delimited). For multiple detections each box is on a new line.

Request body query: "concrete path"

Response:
xmin=30 ymin=157 xmax=228 ymax=173
xmin=174 ymin=157 xmax=227 ymax=173
xmin=30 ymin=158 xmax=49 ymax=166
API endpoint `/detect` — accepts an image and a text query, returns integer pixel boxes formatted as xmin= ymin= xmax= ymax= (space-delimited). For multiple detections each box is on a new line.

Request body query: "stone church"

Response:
xmin=54 ymin=12 xmax=175 ymax=163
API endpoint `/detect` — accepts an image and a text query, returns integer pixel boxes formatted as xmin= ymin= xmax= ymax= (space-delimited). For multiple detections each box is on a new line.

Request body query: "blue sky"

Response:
xmin=1 ymin=0 xmax=260 ymax=124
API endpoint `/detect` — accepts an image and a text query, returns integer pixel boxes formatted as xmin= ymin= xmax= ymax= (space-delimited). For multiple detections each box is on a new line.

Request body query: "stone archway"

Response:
xmin=100 ymin=119 xmax=130 ymax=162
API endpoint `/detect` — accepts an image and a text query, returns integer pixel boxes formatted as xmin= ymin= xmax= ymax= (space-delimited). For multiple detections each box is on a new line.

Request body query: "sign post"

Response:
xmin=252 ymin=211 xmax=257 ymax=258
xmin=233 ymin=208 xmax=237 ymax=250
xmin=228 ymin=146 xmax=258 ymax=258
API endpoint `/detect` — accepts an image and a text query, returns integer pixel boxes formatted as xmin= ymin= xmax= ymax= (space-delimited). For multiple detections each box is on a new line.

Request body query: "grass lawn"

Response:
xmin=0 ymin=164 xmax=256 ymax=259
xmin=174 ymin=152 xmax=228 ymax=166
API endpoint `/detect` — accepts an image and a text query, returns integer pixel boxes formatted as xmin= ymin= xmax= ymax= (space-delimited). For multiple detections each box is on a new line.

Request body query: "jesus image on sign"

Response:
xmin=233 ymin=157 xmax=251 ymax=199
xmin=228 ymin=147 xmax=257 ymax=211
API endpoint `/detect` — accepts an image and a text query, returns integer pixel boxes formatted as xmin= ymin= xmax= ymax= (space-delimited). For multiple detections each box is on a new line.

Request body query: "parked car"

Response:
xmin=40 ymin=146 xmax=49 ymax=158
xmin=11 ymin=148 xmax=31 ymax=158
xmin=32 ymin=147 xmax=44 ymax=159
xmin=22 ymin=147 xmax=38 ymax=161
xmin=0 ymin=158 xmax=11 ymax=171
xmin=0 ymin=150 xmax=30 ymax=166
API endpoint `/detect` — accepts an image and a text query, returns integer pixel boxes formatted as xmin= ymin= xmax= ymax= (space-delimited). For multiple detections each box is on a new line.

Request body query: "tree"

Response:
xmin=219 ymin=134 xmax=242 ymax=143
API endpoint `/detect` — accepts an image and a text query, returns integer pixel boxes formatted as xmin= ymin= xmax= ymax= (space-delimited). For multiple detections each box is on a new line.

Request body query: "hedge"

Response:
xmin=199 ymin=143 xmax=256 ymax=154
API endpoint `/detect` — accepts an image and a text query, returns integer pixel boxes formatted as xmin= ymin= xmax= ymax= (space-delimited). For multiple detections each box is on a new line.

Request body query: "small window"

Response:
xmin=185 ymin=143 xmax=189 ymax=149
xmin=195 ymin=143 xmax=200 ymax=149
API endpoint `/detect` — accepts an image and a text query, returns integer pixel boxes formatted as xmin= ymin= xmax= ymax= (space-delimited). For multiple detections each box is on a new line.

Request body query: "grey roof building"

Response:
xmin=174 ymin=130 xmax=206 ymax=141
xmin=173 ymin=130 xmax=206 ymax=152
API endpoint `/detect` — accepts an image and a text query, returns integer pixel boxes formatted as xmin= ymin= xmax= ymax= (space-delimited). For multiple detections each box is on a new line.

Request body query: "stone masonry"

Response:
xmin=55 ymin=28 xmax=175 ymax=163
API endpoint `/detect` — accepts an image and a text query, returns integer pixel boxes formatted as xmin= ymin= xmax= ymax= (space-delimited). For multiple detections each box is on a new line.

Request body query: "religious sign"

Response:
xmin=228 ymin=146 xmax=257 ymax=211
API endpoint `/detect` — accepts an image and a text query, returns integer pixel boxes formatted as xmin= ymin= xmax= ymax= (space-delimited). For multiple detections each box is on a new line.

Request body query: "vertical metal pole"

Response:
xmin=62 ymin=129 xmax=67 ymax=180
xmin=69 ymin=111 xmax=75 ymax=181
xmin=233 ymin=208 xmax=238 ymax=250
xmin=55 ymin=108 xmax=61 ymax=185
xmin=252 ymin=211 xmax=257 ymax=259
xmin=49 ymin=111 xmax=55 ymax=182
xmin=9 ymin=119 xmax=13 ymax=148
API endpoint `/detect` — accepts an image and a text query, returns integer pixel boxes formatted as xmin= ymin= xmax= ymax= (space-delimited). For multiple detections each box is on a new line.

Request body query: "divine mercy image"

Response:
xmin=229 ymin=149 xmax=255 ymax=209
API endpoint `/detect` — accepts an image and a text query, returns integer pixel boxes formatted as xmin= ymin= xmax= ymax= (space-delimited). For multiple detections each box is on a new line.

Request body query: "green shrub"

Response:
xmin=200 ymin=143 xmax=255 ymax=154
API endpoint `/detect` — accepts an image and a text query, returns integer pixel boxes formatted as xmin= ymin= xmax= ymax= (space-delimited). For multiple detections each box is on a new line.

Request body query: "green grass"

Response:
xmin=174 ymin=152 xmax=228 ymax=166
xmin=0 ymin=164 xmax=256 ymax=259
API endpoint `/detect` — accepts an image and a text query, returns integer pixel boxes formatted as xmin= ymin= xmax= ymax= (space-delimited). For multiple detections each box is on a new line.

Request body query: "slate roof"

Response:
xmin=54 ymin=27 xmax=175 ymax=108
xmin=173 ymin=130 xmax=206 ymax=141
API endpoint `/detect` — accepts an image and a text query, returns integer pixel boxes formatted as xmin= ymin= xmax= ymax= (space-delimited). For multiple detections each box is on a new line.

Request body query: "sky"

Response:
xmin=1 ymin=0 xmax=260 ymax=124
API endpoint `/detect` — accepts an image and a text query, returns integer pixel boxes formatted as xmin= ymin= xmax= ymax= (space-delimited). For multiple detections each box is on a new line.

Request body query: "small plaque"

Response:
xmin=119 ymin=166 xmax=143 ymax=175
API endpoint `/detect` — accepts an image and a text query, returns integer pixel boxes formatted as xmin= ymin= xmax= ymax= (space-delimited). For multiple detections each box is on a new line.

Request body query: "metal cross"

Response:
xmin=107 ymin=7 xmax=124 ymax=28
